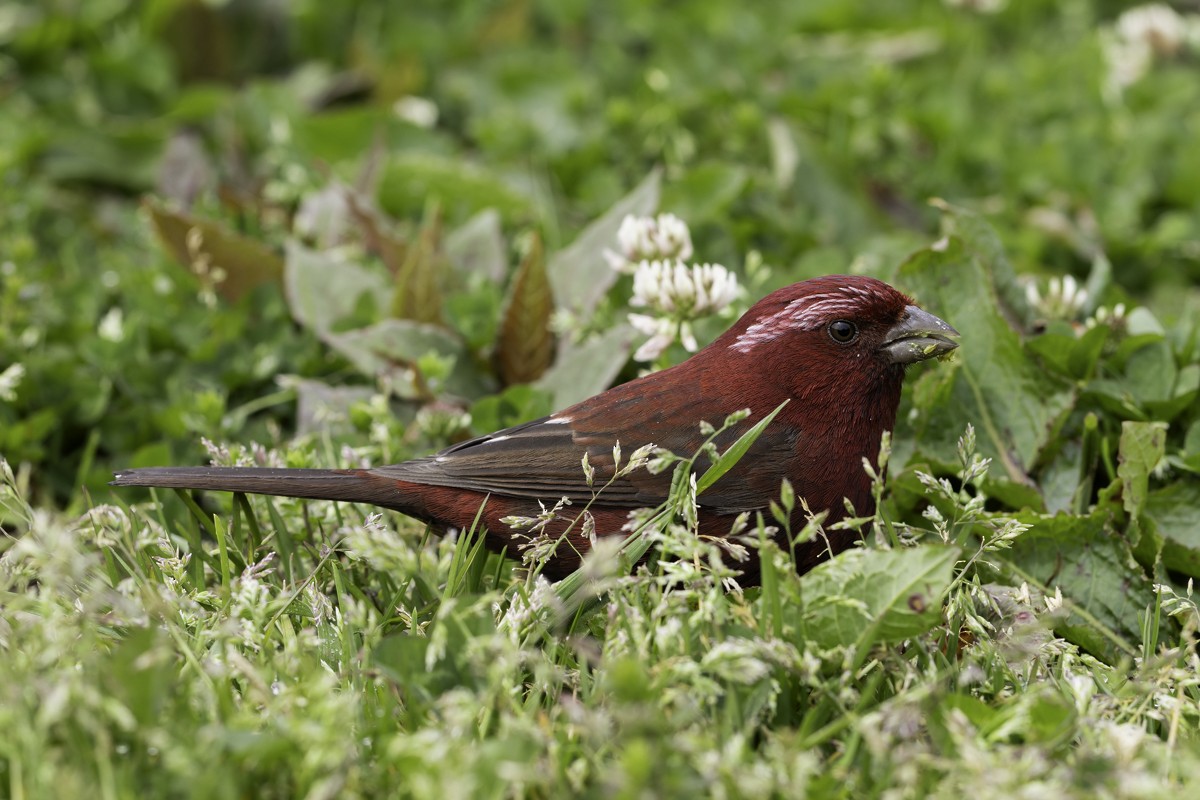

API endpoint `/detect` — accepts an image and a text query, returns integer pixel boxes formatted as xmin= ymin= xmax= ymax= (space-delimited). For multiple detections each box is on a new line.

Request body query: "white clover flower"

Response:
xmin=631 ymin=260 xmax=738 ymax=317
xmin=1025 ymin=274 xmax=1088 ymax=321
xmin=0 ymin=362 xmax=25 ymax=402
xmin=627 ymin=313 xmax=677 ymax=362
xmin=651 ymin=213 xmax=693 ymax=260
xmin=1117 ymin=4 xmax=1188 ymax=56
xmin=1086 ymin=302 xmax=1128 ymax=330
xmin=1104 ymin=36 xmax=1153 ymax=91
xmin=607 ymin=213 xmax=738 ymax=361
xmin=627 ymin=260 xmax=740 ymax=361
xmin=616 ymin=215 xmax=657 ymax=262
xmin=97 ymin=307 xmax=125 ymax=343
xmin=393 ymin=96 xmax=439 ymax=129
xmin=1105 ymin=4 xmax=1196 ymax=93
xmin=606 ymin=213 xmax=695 ymax=272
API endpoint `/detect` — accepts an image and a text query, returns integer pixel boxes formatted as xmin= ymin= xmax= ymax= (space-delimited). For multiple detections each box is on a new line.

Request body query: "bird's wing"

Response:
xmin=371 ymin=376 xmax=797 ymax=513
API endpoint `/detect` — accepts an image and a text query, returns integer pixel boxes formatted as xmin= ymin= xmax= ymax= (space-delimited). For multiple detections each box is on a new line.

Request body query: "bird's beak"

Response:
xmin=882 ymin=305 xmax=960 ymax=365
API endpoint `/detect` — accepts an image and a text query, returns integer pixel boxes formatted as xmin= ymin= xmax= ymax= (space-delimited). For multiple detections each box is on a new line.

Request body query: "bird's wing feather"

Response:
xmin=371 ymin=375 xmax=798 ymax=513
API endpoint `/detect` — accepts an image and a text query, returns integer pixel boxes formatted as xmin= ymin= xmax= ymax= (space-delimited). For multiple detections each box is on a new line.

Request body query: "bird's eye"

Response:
xmin=828 ymin=320 xmax=858 ymax=344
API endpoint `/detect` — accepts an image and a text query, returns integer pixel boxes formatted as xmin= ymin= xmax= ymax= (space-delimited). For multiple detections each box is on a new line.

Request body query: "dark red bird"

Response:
xmin=112 ymin=275 xmax=957 ymax=581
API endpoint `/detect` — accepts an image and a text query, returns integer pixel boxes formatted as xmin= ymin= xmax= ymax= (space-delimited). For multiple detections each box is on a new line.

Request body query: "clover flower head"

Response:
xmin=631 ymin=260 xmax=739 ymax=318
xmin=606 ymin=212 xmax=740 ymax=362
xmin=627 ymin=260 xmax=740 ymax=361
xmin=0 ymin=363 xmax=25 ymax=403
xmin=97 ymin=307 xmax=126 ymax=343
xmin=606 ymin=213 xmax=694 ymax=273
xmin=1025 ymin=274 xmax=1088 ymax=321
xmin=393 ymin=96 xmax=439 ymax=129
xmin=1086 ymin=302 xmax=1128 ymax=331
xmin=1104 ymin=4 xmax=1196 ymax=92
xmin=627 ymin=314 xmax=680 ymax=362
xmin=1117 ymin=4 xmax=1188 ymax=56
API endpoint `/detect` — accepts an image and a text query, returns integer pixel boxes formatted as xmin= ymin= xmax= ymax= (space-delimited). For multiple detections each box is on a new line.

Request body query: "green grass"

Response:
xmin=3 ymin=425 xmax=1198 ymax=797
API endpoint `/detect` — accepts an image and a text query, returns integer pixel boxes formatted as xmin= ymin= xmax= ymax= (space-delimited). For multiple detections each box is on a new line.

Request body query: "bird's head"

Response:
xmin=711 ymin=274 xmax=959 ymax=406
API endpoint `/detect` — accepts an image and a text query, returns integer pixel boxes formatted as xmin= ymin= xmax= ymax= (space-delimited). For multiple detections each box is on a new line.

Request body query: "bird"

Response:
xmin=112 ymin=275 xmax=958 ymax=582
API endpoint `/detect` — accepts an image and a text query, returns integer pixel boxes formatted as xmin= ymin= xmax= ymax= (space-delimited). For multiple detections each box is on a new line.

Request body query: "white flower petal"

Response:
xmin=633 ymin=332 xmax=673 ymax=362
xmin=680 ymin=321 xmax=698 ymax=352
xmin=627 ymin=313 xmax=661 ymax=335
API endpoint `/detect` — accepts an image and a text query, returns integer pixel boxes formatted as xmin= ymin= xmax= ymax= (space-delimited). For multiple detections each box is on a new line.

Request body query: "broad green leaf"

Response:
xmin=496 ymin=232 xmax=555 ymax=385
xmin=390 ymin=202 xmax=445 ymax=325
xmin=782 ymin=127 xmax=873 ymax=247
xmin=1066 ymin=323 xmax=1110 ymax=380
xmin=1181 ymin=420 xmax=1200 ymax=474
xmin=1036 ymin=439 xmax=1084 ymax=515
xmin=468 ymin=384 xmax=554 ymax=436
xmin=1124 ymin=340 xmax=1175 ymax=406
xmin=797 ymin=545 xmax=960 ymax=660
xmin=1025 ymin=324 xmax=1078 ymax=378
xmin=1029 ymin=323 xmax=1110 ymax=382
xmin=547 ymin=167 xmax=660 ymax=316
xmin=326 ymin=319 xmax=495 ymax=400
xmin=1005 ymin=505 xmax=1149 ymax=661
xmin=145 ymin=198 xmax=284 ymax=303
xmin=1126 ymin=307 xmax=1166 ymax=337
xmin=372 ymin=633 xmax=434 ymax=690
xmin=1143 ymin=481 xmax=1200 ymax=578
xmin=346 ymin=192 xmax=409 ymax=276
xmin=983 ymin=691 xmax=1077 ymax=748
xmin=100 ymin=627 xmax=175 ymax=727
xmin=932 ymin=199 xmax=1031 ymax=323
xmin=285 ymin=377 xmax=376 ymax=436
xmin=284 ymin=241 xmax=388 ymax=335
xmin=536 ymin=324 xmax=637 ymax=409
xmin=446 ymin=209 xmax=507 ymax=282
xmin=1149 ymin=363 xmax=1200 ymax=422
xmin=659 ymin=162 xmax=748 ymax=224
xmin=1116 ymin=421 xmax=1167 ymax=517
xmin=1081 ymin=378 xmax=1149 ymax=422
xmin=44 ymin=125 xmax=163 ymax=191
xmin=291 ymin=106 xmax=445 ymax=166
xmin=897 ymin=235 xmax=1073 ymax=486
xmin=377 ymin=153 xmax=533 ymax=224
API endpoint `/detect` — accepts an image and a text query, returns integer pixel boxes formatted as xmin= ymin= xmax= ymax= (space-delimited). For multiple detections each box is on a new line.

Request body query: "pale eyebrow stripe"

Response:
xmin=731 ymin=291 xmax=870 ymax=353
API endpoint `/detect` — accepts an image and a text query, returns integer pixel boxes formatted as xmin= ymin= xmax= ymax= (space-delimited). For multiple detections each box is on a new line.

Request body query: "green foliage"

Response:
xmin=3 ymin=0 xmax=1200 ymax=795
xmin=794 ymin=545 xmax=960 ymax=657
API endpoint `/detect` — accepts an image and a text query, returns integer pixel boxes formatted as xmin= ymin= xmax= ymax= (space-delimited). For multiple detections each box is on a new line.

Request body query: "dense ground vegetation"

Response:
xmin=2 ymin=1 xmax=1199 ymax=796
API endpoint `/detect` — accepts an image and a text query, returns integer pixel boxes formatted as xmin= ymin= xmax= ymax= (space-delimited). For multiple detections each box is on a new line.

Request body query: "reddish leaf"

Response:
xmin=143 ymin=197 xmax=283 ymax=302
xmin=390 ymin=202 xmax=444 ymax=325
xmin=496 ymin=232 xmax=555 ymax=386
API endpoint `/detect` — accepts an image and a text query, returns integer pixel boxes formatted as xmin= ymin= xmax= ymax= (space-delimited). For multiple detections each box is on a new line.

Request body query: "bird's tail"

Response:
xmin=110 ymin=467 xmax=406 ymax=509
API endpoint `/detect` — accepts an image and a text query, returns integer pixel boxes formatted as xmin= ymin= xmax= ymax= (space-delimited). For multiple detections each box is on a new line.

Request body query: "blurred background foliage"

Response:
xmin=1 ymin=0 xmax=1198 ymax=509
xmin=3 ymin=2 xmax=1200 ymax=796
